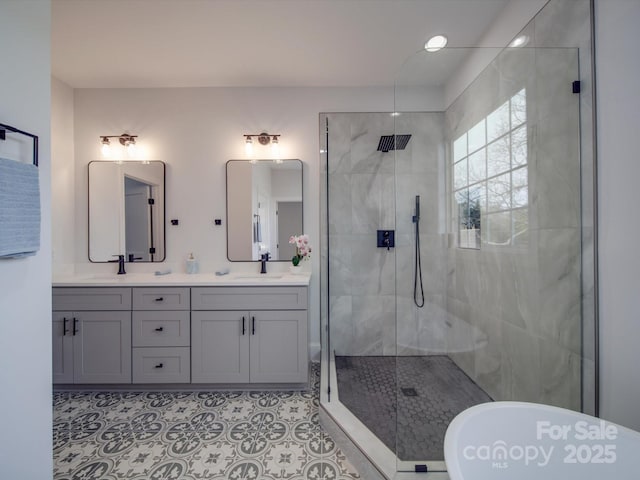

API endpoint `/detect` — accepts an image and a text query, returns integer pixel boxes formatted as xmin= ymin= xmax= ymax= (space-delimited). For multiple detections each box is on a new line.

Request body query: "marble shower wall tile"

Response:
xmin=395 ymin=233 xmax=446 ymax=299
xmin=328 ymin=235 xmax=353 ymax=297
xmin=473 ymin=311 xmax=509 ymax=401
xmin=499 ymin=251 xmax=540 ymax=332
xmin=502 ymin=322 xmax=542 ymax=402
xmin=349 ymin=234 xmax=395 ymax=297
xmin=538 ymin=338 xmax=582 ymax=410
xmin=394 ymin=113 xmax=444 ymax=175
xmin=395 ymin=173 xmax=442 ymax=236
xmin=416 ymin=296 xmax=449 ymax=354
xmin=329 ymin=296 xmax=354 ymax=356
xmin=536 ymin=228 xmax=582 ymax=354
xmin=350 ymin=113 xmax=395 ymax=175
xmin=325 ymin=113 xmax=352 ymax=174
xmin=534 ymin=100 xmax=581 ymax=230
xmin=323 ymin=112 xmax=446 ymax=357
xmin=350 ymin=173 xmax=395 ymax=234
xmin=351 ymin=295 xmax=395 ymax=355
xmin=328 ymin=174 xmax=352 ymax=235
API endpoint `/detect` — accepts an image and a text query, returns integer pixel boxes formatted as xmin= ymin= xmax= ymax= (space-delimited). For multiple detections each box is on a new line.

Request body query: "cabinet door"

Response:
xmin=249 ymin=310 xmax=308 ymax=383
xmin=191 ymin=311 xmax=249 ymax=383
xmin=73 ymin=311 xmax=132 ymax=384
xmin=52 ymin=312 xmax=74 ymax=384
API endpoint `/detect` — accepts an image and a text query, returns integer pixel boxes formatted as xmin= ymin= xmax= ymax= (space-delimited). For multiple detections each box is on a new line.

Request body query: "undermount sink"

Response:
xmin=233 ymin=274 xmax=284 ymax=280
xmin=78 ymin=274 xmax=125 ymax=281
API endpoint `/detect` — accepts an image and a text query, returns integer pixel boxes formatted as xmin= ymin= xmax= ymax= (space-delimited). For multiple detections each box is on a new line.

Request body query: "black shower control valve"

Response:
xmin=214 ymin=219 xmax=222 ymax=225
xmin=171 ymin=219 xmax=179 ymax=225
xmin=377 ymin=230 xmax=395 ymax=250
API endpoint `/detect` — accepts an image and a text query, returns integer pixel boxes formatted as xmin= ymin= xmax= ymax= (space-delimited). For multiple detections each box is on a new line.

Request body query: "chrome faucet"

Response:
xmin=260 ymin=253 xmax=270 ymax=274
xmin=110 ymin=254 xmax=126 ymax=275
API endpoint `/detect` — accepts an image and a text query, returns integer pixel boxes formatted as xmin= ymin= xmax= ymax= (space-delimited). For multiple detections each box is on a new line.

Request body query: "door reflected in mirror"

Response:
xmin=226 ymin=159 xmax=303 ymax=261
xmin=88 ymin=161 xmax=166 ymax=262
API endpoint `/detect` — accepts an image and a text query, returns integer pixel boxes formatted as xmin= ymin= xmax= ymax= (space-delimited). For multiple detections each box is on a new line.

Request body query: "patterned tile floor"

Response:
xmin=53 ymin=365 xmax=360 ymax=480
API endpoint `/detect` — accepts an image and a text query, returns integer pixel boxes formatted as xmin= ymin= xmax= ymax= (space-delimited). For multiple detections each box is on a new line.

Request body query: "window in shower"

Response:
xmin=453 ymin=88 xmax=528 ymax=248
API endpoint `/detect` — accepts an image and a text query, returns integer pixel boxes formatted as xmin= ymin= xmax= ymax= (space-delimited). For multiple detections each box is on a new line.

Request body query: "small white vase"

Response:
xmin=289 ymin=265 xmax=303 ymax=275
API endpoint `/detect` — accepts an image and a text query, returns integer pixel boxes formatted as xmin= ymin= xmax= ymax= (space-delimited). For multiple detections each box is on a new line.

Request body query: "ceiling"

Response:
xmin=52 ymin=0 xmax=525 ymax=89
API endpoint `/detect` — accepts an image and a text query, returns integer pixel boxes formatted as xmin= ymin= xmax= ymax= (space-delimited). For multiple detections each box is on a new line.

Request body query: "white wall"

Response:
xmin=0 ymin=2 xmax=52 ymax=479
xmin=52 ymin=76 xmax=75 ymax=273
xmin=58 ymin=86 xmax=438 ymax=358
xmin=595 ymin=0 xmax=640 ymax=431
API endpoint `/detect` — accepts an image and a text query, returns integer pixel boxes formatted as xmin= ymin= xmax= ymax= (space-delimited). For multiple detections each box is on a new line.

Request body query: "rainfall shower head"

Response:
xmin=377 ymin=134 xmax=412 ymax=152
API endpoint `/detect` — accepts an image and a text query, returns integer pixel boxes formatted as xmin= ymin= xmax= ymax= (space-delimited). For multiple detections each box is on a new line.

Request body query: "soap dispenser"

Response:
xmin=186 ymin=253 xmax=198 ymax=274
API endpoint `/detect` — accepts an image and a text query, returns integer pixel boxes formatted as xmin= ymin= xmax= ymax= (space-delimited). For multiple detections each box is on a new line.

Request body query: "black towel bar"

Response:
xmin=0 ymin=122 xmax=39 ymax=167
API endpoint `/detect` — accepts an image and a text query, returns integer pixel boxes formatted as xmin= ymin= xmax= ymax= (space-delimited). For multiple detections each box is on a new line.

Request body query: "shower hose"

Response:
xmin=414 ymin=205 xmax=425 ymax=308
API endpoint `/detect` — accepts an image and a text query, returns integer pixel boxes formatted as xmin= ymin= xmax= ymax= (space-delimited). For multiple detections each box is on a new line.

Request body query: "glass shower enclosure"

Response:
xmin=320 ymin=44 xmax=596 ymax=476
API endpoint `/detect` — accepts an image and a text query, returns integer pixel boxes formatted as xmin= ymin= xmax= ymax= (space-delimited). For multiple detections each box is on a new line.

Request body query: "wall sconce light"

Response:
xmin=99 ymin=133 xmax=138 ymax=158
xmin=243 ymin=132 xmax=281 ymax=162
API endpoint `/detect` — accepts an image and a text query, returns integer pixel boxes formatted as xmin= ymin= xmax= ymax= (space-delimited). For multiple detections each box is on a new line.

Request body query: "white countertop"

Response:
xmin=52 ymin=272 xmax=311 ymax=287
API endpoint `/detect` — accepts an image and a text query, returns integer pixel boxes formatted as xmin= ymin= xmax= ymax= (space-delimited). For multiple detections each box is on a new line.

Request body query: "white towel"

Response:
xmin=0 ymin=157 xmax=41 ymax=258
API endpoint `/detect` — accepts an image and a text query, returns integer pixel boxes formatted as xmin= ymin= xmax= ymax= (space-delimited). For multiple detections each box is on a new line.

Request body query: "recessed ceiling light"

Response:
xmin=390 ymin=112 xmax=401 ymax=117
xmin=424 ymin=35 xmax=448 ymax=52
xmin=509 ymin=35 xmax=529 ymax=48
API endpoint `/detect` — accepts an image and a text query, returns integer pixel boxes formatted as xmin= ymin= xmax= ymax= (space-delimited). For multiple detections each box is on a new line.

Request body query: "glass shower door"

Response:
xmin=394 ymin=45 xmax=590 ymax=473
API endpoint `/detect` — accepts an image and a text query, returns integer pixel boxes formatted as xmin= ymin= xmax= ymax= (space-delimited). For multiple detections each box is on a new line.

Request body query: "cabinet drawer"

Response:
xmin=132 ymin=347 xmax=190 ymax=383
xmin=191 ymin=287 xmax=308 ymax=310
xmin=133 ymin=288 xmax=190 ymax=310
xmin=53 ymin=288 xmax=131 ymax=311
xmin=132 ymin=311 xmax=190 ymax=347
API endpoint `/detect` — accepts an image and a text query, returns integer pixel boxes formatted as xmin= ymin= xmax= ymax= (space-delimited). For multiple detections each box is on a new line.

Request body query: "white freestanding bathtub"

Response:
xmin=444 ymin=402 xmax=640 ymax=480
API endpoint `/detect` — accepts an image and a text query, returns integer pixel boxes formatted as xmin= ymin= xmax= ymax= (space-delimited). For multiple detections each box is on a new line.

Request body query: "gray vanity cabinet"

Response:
xmin=52 ymin=283 xmax=309 ymax=386
xmin=52 ymin=288 xmax=132 ymax=384
xmin=191 ymin=287 xmax=308 ymax=384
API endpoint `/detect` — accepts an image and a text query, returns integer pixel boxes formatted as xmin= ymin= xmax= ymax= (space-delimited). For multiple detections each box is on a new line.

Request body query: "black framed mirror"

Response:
xmin=226 ymin=159 xmax=303 ymax=261
xmin=88 ymin=160 xmax=166 ymax=262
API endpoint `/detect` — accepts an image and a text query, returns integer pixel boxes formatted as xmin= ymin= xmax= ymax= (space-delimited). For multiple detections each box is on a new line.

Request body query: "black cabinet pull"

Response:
xmin=155 ymin=327 xmax=164 ymax=332
xmin=242 ymin=316 xmax=246 ymax=335
xmin=155 ymin=297 xmax=164 ymax=302
xmin=72 ymin=317 xmax=78 ymax=336
xmin=63 ymin=317 xmax=68 ymax=336
xmin=252 ymin=316 xmax=256 ymax=335
xmin=155 ymin=363 xmax=163 ymax=369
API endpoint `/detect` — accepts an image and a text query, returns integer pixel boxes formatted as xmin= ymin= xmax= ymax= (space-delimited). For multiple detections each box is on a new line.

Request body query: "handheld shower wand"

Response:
xmin=413 ymin=195 xmax=425 ymax=308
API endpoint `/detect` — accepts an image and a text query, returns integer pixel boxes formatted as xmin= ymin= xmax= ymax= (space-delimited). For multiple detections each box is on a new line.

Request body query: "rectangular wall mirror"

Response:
xmin=226 ymin=159 xmax=303 ymax=261
xmin=88 ymin=160 xmax=166 ymax=262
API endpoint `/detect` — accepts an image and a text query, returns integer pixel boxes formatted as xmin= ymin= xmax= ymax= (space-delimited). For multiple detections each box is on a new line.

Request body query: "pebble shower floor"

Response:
xmin=53 ymin=365 xmax=360 ymax=480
